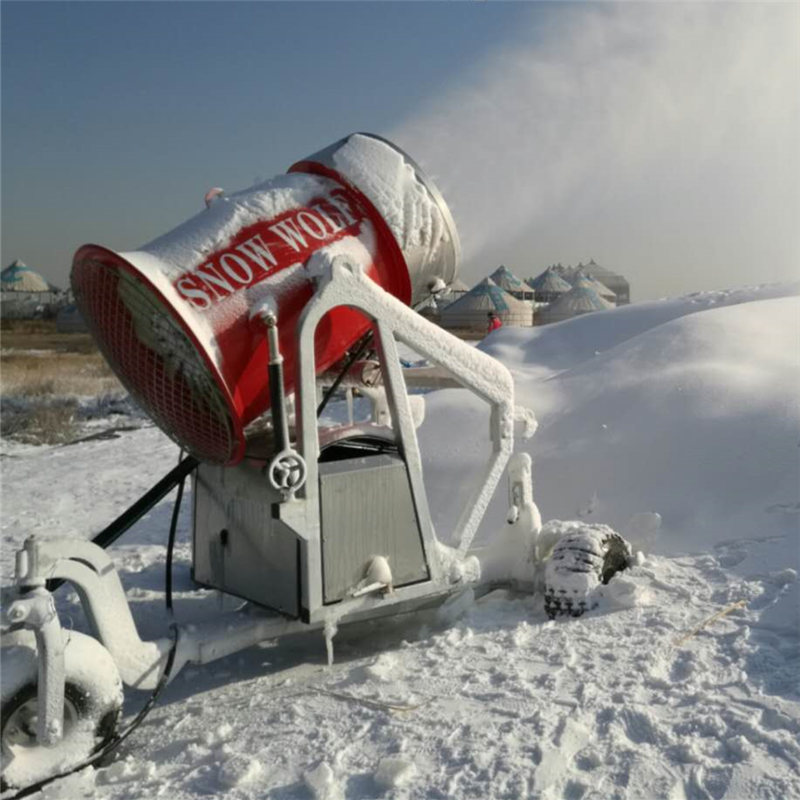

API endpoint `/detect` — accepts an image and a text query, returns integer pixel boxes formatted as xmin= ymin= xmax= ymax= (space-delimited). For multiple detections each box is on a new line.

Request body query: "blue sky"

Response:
xmin=1 ymin=1 xmax=536 ymax=285
xmin=3 ymin=2 xmax=798 ymax=300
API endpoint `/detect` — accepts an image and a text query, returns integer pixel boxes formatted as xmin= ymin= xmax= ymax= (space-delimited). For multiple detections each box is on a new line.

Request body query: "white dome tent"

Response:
xmin=440 ymin=277 xmax=533 ymax=334
xmin=1 ymin=260 xmax=63 ymax=319
xmin=1 ymin=260 xmax=52 ymax=292
xmin=538 ymin=283 xmax=614 ymax=325
xmin=527 ymin=266 xmax=573 ymax=303
xmin=575 ymin=259 xmax=630 ymax=305
xmin=489 ymin=265 xmax=533 ymax=301
xmin=571 ymin=270 xmax=617 ymax=304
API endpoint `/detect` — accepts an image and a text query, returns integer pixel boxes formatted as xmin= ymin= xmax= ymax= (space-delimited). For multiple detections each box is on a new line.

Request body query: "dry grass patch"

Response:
xmin=1 ymin=351 xmax=123 ymax=397
xmin=1 ymin=399 xmax=80 ymax=445
xmin=1 ymin=319 xmax=98 ymax=353
xmin=1 ymin=326 xmax=129 ymax=444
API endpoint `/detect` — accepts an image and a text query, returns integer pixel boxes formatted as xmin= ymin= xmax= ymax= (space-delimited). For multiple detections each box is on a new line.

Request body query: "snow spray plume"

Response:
xmin=392 ymin=5 xmax=799 ymax=297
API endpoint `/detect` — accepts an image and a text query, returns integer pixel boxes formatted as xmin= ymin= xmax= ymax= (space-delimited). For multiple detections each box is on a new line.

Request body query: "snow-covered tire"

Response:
xmin=1 ymin=629 xmax=123 ymax=790
xmin=543 ymin=523 xmax=631 ymax=619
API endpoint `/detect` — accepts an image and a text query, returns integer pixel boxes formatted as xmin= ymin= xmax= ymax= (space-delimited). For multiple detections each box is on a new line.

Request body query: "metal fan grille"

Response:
xmin=72 ymin=258 xmax=237 ymax=463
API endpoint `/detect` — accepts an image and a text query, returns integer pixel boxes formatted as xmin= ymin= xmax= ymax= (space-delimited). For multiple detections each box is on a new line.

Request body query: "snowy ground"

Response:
xmin=1 ymin=284 xmax=799 ymax=799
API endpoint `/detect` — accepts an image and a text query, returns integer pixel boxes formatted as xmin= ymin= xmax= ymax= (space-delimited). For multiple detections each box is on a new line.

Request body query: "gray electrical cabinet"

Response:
xmin=193 ymin=451 xmax=430 ymax=615
xmin=192 ymin=461 xmax=300 ymax=616
xmin=319 ymin=453 xmax=429 ymax=603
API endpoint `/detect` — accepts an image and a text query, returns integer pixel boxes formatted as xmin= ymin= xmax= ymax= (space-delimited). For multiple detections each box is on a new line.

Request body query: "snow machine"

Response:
xmin=0 ymin=134 xmax=631 ymax=792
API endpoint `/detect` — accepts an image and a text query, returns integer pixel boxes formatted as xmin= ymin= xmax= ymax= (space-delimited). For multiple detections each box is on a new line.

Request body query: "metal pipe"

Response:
xmin=265 ymin=317 xmax=290 ymax=455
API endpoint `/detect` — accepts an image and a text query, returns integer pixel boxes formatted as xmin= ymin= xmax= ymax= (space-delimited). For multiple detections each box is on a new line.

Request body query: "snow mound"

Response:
xmin=482 ymin=281 xmax=800 ymax=379
xmin=422 ymin=284 xmax=800 ymax=556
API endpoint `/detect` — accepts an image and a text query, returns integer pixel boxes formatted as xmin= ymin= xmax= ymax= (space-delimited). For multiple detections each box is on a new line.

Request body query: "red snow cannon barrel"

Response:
xmin=72 ymin=133 xmax=460 ymax=465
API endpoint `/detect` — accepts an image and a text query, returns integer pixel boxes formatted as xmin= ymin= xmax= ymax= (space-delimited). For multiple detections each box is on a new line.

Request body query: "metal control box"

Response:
xmin=319 ymin=454 xmax=429 ymax=603
xmin=193 ymin=452 xmax=430 ymax=614
xmin=192 ymin=461 xmax=300 ymax=616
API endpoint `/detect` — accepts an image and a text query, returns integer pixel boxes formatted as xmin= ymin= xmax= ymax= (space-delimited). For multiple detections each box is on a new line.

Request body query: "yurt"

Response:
xmin=1 ymin=260 xmax=52 ymax=292
xmin=538 ymin=283 xmax=614 ymax=325
xmin=527 ymin=266 xmax=573 ymax=303
xmin=440 ymin=277 xmax=533 ymax=335
xmin=576 ymin=259 xmax=630 ymax=305
xmin=490 ymin=265 xmax=534 ymax=300
xmin=571 ymin=270 xmax=617 ymax=304
xmin=1 ymin=260 xmax=62 ymax=319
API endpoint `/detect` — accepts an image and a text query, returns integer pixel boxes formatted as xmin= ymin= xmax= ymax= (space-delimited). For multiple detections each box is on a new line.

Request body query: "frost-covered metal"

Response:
xmin=1 ymin=134 xmax=558 ymax=791
xmin=71 ymin=133 xmax=460 ymax=465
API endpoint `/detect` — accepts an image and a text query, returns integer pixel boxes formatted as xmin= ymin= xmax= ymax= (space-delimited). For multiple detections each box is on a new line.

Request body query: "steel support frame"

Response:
xmin=1 ymin=254 xmax=525 ymax=721
xmin=294 ymin=252 xmax=517 ymax=614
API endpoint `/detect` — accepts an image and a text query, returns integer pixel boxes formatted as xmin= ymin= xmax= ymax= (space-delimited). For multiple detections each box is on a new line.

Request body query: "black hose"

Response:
xmin=90 ymin=454 xmax=198 ymax=551
xmin=165 ymin=451 xmax=189 ymax=614
xmin=316 ymin=330 xmax=374 ymax=418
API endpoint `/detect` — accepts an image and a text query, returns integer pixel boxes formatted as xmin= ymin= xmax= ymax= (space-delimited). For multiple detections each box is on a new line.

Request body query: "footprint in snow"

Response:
xmin=217 ymin=754 xmax=264 ymax=789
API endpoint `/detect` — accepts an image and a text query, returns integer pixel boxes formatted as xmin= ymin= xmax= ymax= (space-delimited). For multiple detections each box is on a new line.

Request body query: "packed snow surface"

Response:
xmin=1 ymin=283 xmax=798 ymax=799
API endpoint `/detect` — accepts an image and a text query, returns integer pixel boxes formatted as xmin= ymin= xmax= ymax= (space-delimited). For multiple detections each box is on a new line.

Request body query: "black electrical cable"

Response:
xmin=165 ymin=450 xmax=189 ymax=614
xmin=316 ymin=330 xmax=374 ymax=418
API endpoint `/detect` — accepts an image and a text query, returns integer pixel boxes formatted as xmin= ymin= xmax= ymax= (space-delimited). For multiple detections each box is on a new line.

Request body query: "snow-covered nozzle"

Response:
xmin=71 ymin=133 xmax=461 ymax=465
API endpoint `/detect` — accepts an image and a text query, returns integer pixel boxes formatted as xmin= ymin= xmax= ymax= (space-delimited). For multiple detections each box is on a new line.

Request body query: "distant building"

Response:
xmin=569 ymin=259 xmax=630 ymax=305
xmin=490 ymin=265 xmax=534 ymax=301
xmin=417 ymin=277 xmax=471 ymax=325
xmin=571 ymin=269 xmax=617 ymax=304
xmin=440 ymin=277 xmax=533 ymax=334
xmin=1 ymin=260 xmax=65 ymax=319
xmin=527 ymin=266 xmax=573 ymax=304
xmin=538 ymin=283 xmax=614 ymax=325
